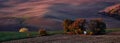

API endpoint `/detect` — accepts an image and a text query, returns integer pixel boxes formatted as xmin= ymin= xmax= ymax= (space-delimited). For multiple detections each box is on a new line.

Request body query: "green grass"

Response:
xmin=0 ymin=29 xmax=120 ymax=42
xmin=0 ymin=31 xmax=64 ymax=42
xmin=47 ymin=31 xmax=64 ymax=35
xmin=106 ymin=28 xmax=120 ymax=33
xmin=0 ymin=32 xmax=38 ymax=42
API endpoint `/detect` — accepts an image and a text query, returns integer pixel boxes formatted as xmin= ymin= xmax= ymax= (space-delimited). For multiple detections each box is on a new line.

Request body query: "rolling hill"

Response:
xmin=99 ymin=3 xmax=120 ymax=20
xmin=0 ymin=0 xmax=120 ymax=31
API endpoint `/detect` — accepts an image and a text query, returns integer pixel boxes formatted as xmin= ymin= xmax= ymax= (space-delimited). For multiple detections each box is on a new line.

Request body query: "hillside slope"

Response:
xmin=0 ymin=0 xmax=120 ymax=31
xmin=99 ymin=3 xmax=120 ymax=19
xmin=100 ymin=4 xmax=120 ymax=15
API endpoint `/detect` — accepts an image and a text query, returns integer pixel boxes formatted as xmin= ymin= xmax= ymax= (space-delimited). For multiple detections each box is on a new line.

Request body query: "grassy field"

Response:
xmin=0 ymin=28 xmax=120 ymax=42
xmin=106 ymin=28 xmax=120 ymax=33
xmin=0 ymin=32 xmax=37 ymax=42
xmin=0 ymin=31 xmax=64 ymax=42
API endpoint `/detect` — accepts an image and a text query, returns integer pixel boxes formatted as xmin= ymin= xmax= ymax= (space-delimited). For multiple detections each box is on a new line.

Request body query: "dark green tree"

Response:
xmin=89 ymin=20 xmax=98 ymax=35
xmin=89 ymin=18 xmax=106 ymax=35
xmin=97 ymin=20 xmax=106 ymax=35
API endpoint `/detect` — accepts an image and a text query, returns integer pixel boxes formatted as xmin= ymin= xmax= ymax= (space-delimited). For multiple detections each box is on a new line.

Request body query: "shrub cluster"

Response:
xmin=19 ymin=27 xmax=48 ymax=37
xmin=19 ymin=27 xmax=31 ymax=37
xmin=19 ymin=28 xmax=29 ymax=32
xmin=63 ymin=18 xmax=106 ymax=35
xmin=38 ymin=29 xmax=47 ymax=36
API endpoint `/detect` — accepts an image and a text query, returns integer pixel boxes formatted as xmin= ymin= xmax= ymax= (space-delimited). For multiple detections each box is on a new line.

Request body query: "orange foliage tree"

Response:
xmin=63 ymin=18 xmax=87 ymax=34
xmin=63 ymin=19 xmax=74 ymax=33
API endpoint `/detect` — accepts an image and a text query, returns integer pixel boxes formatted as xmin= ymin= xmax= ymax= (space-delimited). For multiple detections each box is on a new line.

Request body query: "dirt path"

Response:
xmin=2 ymin=34 xmax=120 ymax=43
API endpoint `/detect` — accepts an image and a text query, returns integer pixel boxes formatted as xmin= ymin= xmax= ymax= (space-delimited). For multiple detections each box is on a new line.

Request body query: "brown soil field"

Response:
xmin=1 ymin=33 xmax=120 ymax=43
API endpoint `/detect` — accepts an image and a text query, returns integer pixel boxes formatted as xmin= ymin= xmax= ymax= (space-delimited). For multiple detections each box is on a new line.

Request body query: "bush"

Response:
xmin=38 ymin=29 xmax=47 ymax=36
xmin=19 ymin=28 xmax=28 ymax=33
xmin=19 ymin=27 xmax=31 ymax=37
xmin=89 ymin=18 xmax=106 ymax=35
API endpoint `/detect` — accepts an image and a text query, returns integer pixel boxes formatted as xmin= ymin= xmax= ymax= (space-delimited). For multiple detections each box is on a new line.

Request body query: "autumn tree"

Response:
xmin=63 ymin=19 xmax=74 ymax=33
xmin=68 ymin=18 xmax=86 ymax=34
xmin=75 ymin=18 xmax=86 ymax=34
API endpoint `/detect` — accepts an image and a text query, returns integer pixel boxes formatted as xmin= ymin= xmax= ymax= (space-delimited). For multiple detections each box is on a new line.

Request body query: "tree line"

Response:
xmin=63 ymin=18 xmax=106 ymax=35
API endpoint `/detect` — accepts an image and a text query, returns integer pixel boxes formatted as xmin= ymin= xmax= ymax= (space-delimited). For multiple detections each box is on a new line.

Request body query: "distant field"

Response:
xmin=0 ymin=32 xmax=38 ymax=42
xmin=106 ymin=28 xmax=120 ymax=33
xmin=0 ymin=31 xmax=64 ymax=42
xmin=0 ymin=28 xmax=120 ymax=42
